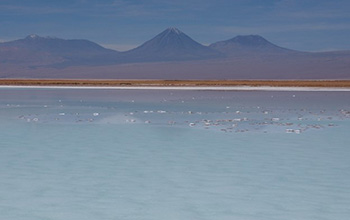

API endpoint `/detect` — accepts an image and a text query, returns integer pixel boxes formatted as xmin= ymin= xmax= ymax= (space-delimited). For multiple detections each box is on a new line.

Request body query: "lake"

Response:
xmin=0 ymin=88 xmax=349 ymax=220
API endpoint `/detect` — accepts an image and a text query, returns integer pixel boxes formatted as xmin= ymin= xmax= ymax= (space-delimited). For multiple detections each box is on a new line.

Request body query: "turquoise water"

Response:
xmin=0 ymin=88 xmax=350 ymax=220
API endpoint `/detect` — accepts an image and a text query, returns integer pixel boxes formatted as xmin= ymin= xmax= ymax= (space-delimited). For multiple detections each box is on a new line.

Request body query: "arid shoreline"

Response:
xmin=0 ymin=79 xmax=350 ymax=88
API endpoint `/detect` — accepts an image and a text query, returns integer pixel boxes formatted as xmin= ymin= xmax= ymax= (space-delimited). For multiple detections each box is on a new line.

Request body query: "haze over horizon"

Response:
xmin=1 ymin=0 xmax=350 ymax=52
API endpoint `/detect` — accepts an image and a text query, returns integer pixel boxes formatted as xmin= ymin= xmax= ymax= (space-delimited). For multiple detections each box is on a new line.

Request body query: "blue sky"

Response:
xmin=1 ymin=0 xmax=350 ymax=51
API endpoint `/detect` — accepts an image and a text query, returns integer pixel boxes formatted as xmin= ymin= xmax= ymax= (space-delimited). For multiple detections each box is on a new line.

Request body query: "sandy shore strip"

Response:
xmin=1 ymin=85 xmax=350 ymax=91
xmin=1 ymin=79 xmax=350 ymax=91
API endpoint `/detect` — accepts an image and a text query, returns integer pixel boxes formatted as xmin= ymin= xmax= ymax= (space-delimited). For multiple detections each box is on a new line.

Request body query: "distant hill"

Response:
xmin=0 ymin=28 xmax=349 ymax=79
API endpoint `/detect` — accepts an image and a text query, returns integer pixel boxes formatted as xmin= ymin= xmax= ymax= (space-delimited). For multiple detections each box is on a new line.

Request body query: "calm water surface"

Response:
xmin=0 ymin=88 xmax=349 ymax=220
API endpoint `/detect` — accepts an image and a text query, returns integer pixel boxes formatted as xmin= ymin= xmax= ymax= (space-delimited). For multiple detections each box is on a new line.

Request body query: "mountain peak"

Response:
xmin=131 ymin=27 xmax=201 ymax=52
xmin=25 ymin=34 xmax=41 ymax=40
xmin=229 ymin=35 xmax=270 ymax=46
xmin=157 ymin=27 xmax=184 ymax=39
xmin=24 ymin=34 xmax=57 ymax=40
xmin=165 ymin=27 xmax=182 ymax=34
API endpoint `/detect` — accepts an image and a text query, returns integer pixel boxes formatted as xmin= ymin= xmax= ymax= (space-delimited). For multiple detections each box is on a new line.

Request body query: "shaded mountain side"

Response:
xmin=121 ymin=28 xmax=223 ymax=62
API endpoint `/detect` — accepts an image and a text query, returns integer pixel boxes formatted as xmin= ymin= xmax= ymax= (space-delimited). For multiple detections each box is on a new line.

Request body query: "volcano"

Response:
xmin=122 ymin=27 xmax=222 ymax=62
xmin=209 ymin=35 xmax=295 ymax=55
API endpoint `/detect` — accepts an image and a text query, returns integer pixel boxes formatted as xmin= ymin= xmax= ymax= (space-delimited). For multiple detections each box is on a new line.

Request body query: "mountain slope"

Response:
xmin=122 ymin=28 xmax=222 ymax=62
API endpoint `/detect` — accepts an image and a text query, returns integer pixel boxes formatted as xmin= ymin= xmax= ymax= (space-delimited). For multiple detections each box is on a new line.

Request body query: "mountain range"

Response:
xmin=1 ymin=27 xmax=349 ymax=79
